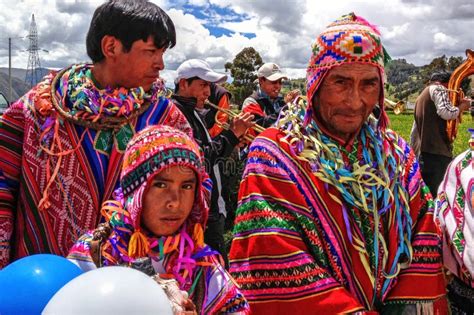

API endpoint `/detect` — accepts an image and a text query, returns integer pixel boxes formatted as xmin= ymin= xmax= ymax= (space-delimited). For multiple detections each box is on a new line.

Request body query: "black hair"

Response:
xmin=86 ymin=0 xmax=176 ymax=63
xmin=429 ymin=71 xmax=452 ymax=84
xmin=174 ymin=76 xmax=201 ymax=94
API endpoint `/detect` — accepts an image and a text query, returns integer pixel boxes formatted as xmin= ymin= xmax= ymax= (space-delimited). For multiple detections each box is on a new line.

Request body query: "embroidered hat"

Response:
xmin=306 ymin=12 xmax=390 ymax=128
xmin=257 ymin=62 xmax=288 ymax=81
xmin=174 ymin=59 xmax=227 ymax=84
xmin=119 ymin=125 xmax=211 ymax=257
xmin=96 ymin=125 xmax=213 ymax=290
xmin=121 ymin=125 xmax=204 ymax=197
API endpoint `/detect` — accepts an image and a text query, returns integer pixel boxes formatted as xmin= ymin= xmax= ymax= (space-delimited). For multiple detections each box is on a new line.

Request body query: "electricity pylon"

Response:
xmin=25 ymin=14 xmax=42 ymax=88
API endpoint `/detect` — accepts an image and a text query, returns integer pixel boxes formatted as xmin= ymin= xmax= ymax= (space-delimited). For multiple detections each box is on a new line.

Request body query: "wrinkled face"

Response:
xmin=313 ymin=63 xmax=381 ymax=141
xmin=141 ymin=165 xmax=197 ymax=236
xmin=112 ymin=36 xmax=166 ymax=91
xmin=179 ymin=78 xmax=211 ymax=106
xmin=259 ymin=77 xmax=283 ymax=99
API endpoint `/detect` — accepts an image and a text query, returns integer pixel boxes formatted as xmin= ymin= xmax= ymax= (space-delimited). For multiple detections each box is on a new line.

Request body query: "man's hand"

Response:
xmin=230 ymin=112 xmax=255 ymax=138
xmin=152 ymin=275 xmax=197 ymax=315
xmin=284 ymin=89 xmax=302 ymax=104
xmin=458 ymin=98 xmax=471 ymax=113
xmin=176 ymin=297 xmax=197 ymax=315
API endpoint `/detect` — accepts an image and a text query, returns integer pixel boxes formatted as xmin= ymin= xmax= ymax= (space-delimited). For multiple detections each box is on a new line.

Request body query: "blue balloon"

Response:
xmin=0 ymin=254 xmax=83 ymax=315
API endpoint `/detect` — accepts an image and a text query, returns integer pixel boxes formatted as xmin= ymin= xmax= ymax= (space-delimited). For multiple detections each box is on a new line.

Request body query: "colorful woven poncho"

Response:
xmin=229 ymin=121 xmax=445 ymax=314
xmin=229 ymin=13 xmax=445 ymax=314
xmin=0 ymin=64 xmax=191 ymax=268
xmin=68 ymin=125 xmax=249 ymax=314
xmin=436 ymin=132 xmax=474 ymax=287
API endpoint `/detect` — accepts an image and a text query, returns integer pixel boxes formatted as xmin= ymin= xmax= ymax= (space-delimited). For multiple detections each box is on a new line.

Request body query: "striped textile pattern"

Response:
xmin=0 ymin=72 xmax=191 ymax=268
xmin=229 ymin=126 xmax=446 ymax=314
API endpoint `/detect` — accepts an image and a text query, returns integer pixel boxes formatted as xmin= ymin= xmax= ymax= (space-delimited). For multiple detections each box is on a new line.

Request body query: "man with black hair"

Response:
xmin=172 ymin=59 xmax=254 ymax=267
xmin=411 ymin=71 xmax=471 ymax=196
xmin=0 ymin=0 xmax=191 ymax=268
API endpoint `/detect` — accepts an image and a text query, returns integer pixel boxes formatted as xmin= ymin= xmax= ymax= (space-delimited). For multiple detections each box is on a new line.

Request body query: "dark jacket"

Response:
xmin=202 ymin=83 xmax=232 ymax=130
xmin=242 ymin=90 xmax=286 ymax=128
xmin=171 ymin=94 xmax=239 ymax=217
xmin=414 ymin=86 xmax=453 ymax=157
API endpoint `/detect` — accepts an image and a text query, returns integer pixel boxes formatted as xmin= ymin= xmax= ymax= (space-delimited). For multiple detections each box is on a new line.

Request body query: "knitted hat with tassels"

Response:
xmin=119 ymin=124 xmax=211 ymax=258
xmin=305 ymin=12 xmax=391 ymax=129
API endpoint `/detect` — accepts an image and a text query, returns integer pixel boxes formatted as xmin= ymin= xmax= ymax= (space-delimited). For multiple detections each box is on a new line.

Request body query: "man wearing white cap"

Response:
xmin=242 ymin=62 xmax=288 ymax=132
xmin=172 ymin=59 xmax=254 ymax=266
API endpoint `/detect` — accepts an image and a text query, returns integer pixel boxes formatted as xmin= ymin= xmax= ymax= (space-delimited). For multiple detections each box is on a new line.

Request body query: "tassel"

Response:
xmin=353 ymin=13 xmax=381 ymax=35
xmin=128 ymin=229 xmax=149 ymax=258
xmin=192 ymin=224 xmax=205 ymax=247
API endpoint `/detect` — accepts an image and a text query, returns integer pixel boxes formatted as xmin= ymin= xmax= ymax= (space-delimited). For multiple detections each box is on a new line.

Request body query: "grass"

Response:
xmin=387 ymin=111 xmax=474 ymax=156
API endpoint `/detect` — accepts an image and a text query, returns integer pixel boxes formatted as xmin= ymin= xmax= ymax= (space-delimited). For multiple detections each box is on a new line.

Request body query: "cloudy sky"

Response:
xmin=0 ymin=0 xmax=473 ymax=84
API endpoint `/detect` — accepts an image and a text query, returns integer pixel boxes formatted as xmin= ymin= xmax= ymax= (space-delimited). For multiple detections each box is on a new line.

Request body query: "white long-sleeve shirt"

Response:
xmin=429 ymin=84 xmax=459 ymax=120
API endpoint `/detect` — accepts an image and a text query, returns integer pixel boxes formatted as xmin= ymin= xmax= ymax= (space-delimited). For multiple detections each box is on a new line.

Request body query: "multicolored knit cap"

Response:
xmin=305 ymin=12 xmax=390 ymax=129
xmin=99 ymin=125 xmax=215 ymax=290
xmin=101 ymin=125 xmax=211 ymax=263
xmin=120 ymin=124 xmax=210 ymax=236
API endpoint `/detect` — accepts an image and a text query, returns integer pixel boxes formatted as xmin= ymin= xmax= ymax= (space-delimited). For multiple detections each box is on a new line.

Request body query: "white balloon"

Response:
xmin=42 ymin=266 xmax=173 ymax=315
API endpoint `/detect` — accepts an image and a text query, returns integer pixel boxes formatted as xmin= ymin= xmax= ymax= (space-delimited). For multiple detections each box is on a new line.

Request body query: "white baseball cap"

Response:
xmin=257 ymin=62 xmax=288 ymax=81
xmin=175 ymin=59 xmax=227 ymax=84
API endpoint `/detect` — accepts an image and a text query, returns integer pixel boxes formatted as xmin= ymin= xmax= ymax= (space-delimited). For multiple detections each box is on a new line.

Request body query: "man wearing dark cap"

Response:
xmin=411 ymin=71 xmax=471 ymax=196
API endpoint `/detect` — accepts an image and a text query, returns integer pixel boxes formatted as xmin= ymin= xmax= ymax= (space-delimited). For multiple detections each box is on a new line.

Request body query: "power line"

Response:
xmin=0 ymin=35 xmax=25 ymax=40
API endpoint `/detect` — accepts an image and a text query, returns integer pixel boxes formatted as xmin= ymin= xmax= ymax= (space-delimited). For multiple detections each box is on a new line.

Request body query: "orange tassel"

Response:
xmin=193 ymin=224 xmax=205 ymax=247
xmin=128 ymin=229 xmax=150 ymax=258
xmin=163 ymin=234 xmax=180 ymax=254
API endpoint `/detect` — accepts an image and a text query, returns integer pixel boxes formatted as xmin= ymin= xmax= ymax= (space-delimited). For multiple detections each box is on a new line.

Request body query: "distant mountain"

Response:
xmin=0 ymin=67 xmax=51 ymax=103
xmin=0 ymin=72 xmax=30 ymax=104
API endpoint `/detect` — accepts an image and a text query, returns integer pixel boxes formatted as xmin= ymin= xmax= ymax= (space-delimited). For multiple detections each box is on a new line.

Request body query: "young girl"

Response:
xmin=68 ymin=125 xmax=248 ymax=314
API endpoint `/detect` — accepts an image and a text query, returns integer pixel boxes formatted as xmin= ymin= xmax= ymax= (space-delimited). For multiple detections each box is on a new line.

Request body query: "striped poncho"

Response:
xmin=68 ymin=125 xmax=249 ymax=314
xmin=229 ymin=122 xmax=446 ymax=314
xmin=0 ymin=65 xmax=191 ymax=268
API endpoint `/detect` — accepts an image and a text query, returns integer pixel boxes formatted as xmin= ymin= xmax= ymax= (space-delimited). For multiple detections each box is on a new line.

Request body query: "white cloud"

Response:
xmin=219 ymin=19 xmax=259 ymax=34
xmin=433 ymin=32 xmax=458 ymax=47
xmin=285 ymin=67 xmax=306 ymax=80
xmin=187 ymin=0 xmax=208 ymax=6
xmin=382 ymin=23 xmax=410 ymax=40
xmin=0 ymin=0 xmax=473 ymax=82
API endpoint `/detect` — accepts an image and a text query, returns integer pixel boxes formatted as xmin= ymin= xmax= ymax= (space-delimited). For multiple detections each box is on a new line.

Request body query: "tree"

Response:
xmin=419 ymin=55 xmax=449 ymax=84
xmin=224 ymin=47 xmax=263 ymax=106
xmin=420 ymin=55 xmax=471 ymax=94
xmin=385 ymin=55 xmax=471 ymax=102
xmin=447 ymin=56 xmax=463 ymax=71
xmin=385 ymin=59 xmax=424 ymax=100
xmin=385 ymin=59 xmax=418 ymax=86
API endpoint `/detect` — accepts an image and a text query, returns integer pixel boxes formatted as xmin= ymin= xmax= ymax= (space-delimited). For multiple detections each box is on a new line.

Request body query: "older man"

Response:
xmin=229 ymin=13 xmax=446 ymax=314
